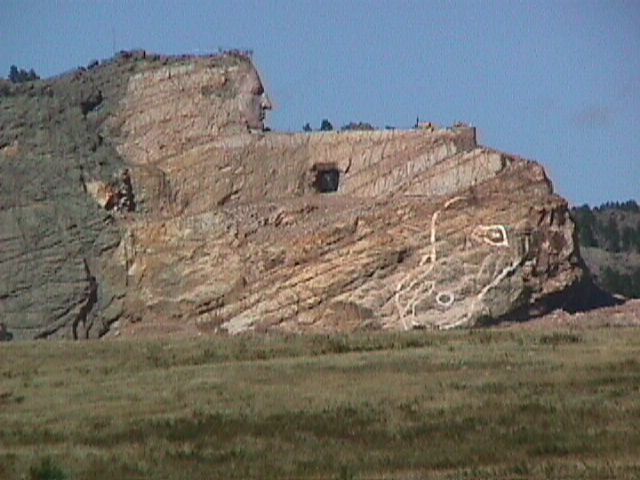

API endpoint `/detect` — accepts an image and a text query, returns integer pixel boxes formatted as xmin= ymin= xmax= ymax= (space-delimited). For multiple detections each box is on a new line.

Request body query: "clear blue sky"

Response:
xmin=2 ymin=0 xmax=638 ymax=206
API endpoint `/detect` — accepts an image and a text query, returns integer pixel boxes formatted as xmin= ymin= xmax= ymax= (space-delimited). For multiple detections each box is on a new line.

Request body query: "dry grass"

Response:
xmin=1 ymin=328 xmax=639 ymax=479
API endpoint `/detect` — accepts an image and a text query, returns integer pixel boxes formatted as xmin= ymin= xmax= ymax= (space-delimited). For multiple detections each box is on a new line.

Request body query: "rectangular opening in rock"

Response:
xmin=313 ymin=164 xmax=340 ymax=193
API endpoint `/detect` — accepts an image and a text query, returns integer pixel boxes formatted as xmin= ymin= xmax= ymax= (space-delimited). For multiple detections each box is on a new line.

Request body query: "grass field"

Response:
xmin=1 ymin=328 xmax=639 ymax=479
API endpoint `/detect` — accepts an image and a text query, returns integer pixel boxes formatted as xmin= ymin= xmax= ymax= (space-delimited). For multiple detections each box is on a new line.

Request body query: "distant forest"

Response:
xmin=571 ymin=200 xmax=640 ymax=298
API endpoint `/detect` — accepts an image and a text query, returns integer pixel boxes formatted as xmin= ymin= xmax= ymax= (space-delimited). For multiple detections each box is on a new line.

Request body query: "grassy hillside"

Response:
xmin=2 ymin=329 xmax=639 ymax=479
xmin=572 ymin=200 xmax=640 ymax=298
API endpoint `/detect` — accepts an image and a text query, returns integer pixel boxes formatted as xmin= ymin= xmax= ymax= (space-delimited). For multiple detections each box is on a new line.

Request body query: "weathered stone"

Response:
xmin=0 ymin=51 xmax=606 ymax=339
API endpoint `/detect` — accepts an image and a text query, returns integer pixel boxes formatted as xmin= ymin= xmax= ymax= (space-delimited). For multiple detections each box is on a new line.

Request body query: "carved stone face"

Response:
xmin=237 ymin=67 xmax=272 ymax=131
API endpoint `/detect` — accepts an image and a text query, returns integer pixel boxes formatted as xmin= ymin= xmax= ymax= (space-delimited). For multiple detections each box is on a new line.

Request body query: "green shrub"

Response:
xmin=29 ymin=457 xmax=67 ymax=480
xmin=538 ymin=332 xmax=582 ymax=346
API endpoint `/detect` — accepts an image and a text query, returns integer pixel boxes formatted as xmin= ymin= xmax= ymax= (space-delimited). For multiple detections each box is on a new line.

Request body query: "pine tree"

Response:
xmin=320 ymin=119 xmax=333 ymax=131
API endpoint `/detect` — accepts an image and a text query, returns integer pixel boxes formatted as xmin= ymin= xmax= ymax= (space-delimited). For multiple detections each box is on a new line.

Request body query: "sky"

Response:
xmin=2 ymin=0 xmax=639 ymax=206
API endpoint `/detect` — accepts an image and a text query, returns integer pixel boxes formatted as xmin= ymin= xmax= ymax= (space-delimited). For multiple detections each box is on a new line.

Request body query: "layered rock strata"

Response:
xmin=0 ymin=52 xmax=596 ymax=339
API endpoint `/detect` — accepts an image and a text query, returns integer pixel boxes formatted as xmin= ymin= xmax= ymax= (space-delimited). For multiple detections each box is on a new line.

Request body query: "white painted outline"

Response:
xmin=394 ymin=196 xmax=532 ymax=330
xmin=471 ymin=224 xmax=509 ymax=248
xmin=436 ymin=291 xmax=455 ymax=307
xmin=394 ymin=196 xmax=465 ymax=330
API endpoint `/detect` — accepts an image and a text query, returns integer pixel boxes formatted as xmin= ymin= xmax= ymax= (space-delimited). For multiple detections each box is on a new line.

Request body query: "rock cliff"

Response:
xmin=0 ymin=52 xmax=603 ymax=339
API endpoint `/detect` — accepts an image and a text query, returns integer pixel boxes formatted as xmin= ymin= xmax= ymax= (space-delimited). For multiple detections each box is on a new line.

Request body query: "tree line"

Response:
xmin=572 ymin=203 xmax=640 ymax=253
xmin=572 ymin=201 xmax=640 ymax=298
xmin=303 ymin=119 xmax=377 ymax=132
xmin=7 ymin=65 xmax=39 ymax=83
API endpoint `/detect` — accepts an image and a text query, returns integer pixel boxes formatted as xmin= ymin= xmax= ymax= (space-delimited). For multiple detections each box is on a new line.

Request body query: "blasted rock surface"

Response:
xmin=0 ymin=52 xmax=593 ymax=339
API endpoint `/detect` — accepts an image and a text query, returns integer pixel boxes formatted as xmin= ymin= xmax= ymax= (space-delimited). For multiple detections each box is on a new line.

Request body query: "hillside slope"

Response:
xmin=572 ymin=201 xmax=640 ymax=298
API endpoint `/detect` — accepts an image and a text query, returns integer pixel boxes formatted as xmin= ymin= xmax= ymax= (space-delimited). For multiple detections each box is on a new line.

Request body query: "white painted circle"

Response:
xmin=436 ymin=291 xmax=455 ymax=307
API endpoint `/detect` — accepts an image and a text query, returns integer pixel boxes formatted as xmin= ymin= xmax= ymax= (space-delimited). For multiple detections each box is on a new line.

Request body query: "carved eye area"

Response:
xmin=251 ymin=83 xmax=264 ymax=95
xmin=471 ymin=225 xmax=509 ymax=247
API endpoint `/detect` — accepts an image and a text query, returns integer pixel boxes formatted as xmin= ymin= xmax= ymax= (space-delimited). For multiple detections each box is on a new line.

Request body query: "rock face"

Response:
xmin=0 ymin=52 xmax=600 ymax=339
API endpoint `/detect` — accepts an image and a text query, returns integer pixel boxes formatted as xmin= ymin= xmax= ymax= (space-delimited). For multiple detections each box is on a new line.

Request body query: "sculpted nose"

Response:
xmin=261 ymin=94 xmax=272 ymax=110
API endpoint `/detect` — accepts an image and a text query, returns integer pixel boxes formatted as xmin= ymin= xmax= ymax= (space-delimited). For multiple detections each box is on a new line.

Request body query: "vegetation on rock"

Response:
xmin=320 ymin=118 xmax=333 ymax=131
xmin=341 ymin=121 xmax=375 ymax=131
xmin=8 ymin=65 xmax=39 ymax=83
